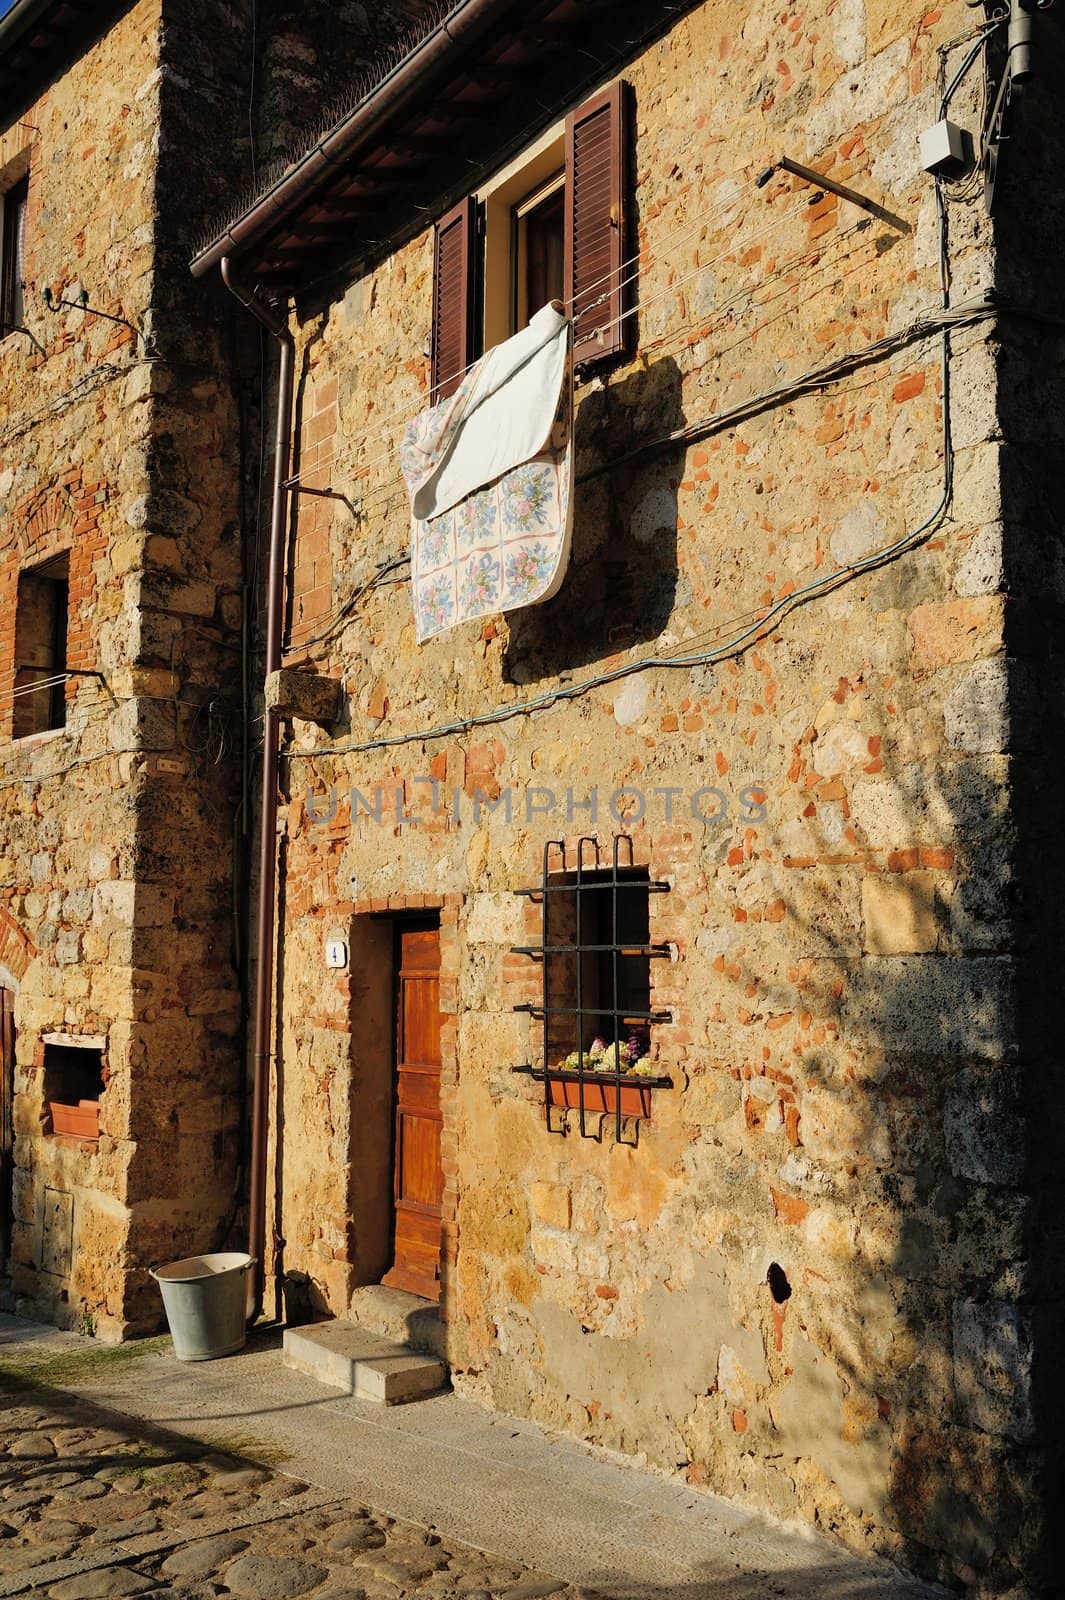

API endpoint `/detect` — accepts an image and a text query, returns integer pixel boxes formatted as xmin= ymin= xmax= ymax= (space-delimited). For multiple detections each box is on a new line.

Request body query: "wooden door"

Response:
xmin=383 ymin=921 xmax=443 ymax=1301
xmin=0 ymin=990 xmax=14 ymax=1271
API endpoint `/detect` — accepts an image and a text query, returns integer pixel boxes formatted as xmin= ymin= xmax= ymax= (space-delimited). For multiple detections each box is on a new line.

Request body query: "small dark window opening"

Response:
xmin=13 ymin=555 xmax=68 ymax=739
xmin=43 ymin=1043 xmax=104 ymax=1144
xmin=43 ymin=1044 xmax=104 ymax=1106
xmin=512 ymin=836 xmax=673 ymax=1141
xmin=544 ymin=867 xmax=652 ymax=1062
xmin=514 ymin=178 xmax=564 ymax=332
xmin=1 ymin=175 xmax=28 ymax=336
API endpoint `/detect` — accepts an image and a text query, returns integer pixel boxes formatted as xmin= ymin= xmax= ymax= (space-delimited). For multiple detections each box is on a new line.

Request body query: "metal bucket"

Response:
xmin=150 ymin=1252 xmax=254 ymax=1361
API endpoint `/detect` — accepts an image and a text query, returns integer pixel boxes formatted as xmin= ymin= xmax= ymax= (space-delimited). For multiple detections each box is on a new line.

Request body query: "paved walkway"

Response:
xmin=0 ymin=1315 xmax=938 ymax=1600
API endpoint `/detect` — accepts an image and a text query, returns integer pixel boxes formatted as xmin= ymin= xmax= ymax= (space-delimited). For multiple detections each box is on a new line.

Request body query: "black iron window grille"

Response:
xmin=512 ymin=835 xmax=672 ymax=1141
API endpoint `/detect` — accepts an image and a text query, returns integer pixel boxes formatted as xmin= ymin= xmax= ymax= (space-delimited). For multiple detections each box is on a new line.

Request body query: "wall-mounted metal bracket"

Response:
xmin=41 ymin=286 xmax=153 ymax=354
xmin=758 ymin=156 xmax=911 ymax=234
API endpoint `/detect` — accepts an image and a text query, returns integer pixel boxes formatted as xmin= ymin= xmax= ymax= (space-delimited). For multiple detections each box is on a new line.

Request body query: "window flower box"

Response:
xmin=49 ymin=1100 xmax=99 ymax=1140
xmin=514 ymin=1063 xmax=673 ymax=1124
xmin=545 ymin=1068 xmax=659 ymax=1120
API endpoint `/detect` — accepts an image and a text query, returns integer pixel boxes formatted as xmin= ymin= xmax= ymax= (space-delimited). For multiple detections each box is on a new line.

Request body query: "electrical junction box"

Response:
xmin=919 ymin=119 xmax=971 ymax=176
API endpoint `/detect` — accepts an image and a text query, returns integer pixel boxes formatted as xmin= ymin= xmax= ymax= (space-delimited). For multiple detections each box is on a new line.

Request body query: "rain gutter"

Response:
xmin=219 ymin=258 xmax=293 ymax=1322
xmin=0 ymin=0 xmax=59 ymax=59
xmin=190 ymin=0 xmax=513 ymax=281
xmin=204 ymin=0 xmax=516 ymax=1322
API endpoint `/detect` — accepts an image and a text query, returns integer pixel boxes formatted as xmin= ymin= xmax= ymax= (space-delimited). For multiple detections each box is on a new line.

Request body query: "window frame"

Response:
xmin=0 ymin=172 xmax=28 ymax=338
xmin=477 ymin=123 xmax=566 ymax=352
xmin=512 ymin=835 xmax=673 ymax=1141
xmin=511 ymin=170 xmax=565 ymax=336
xmin=438 ymin=80 xmax=634 ymax=371
xmin=11 ymin=553 xmax=70 ymax=742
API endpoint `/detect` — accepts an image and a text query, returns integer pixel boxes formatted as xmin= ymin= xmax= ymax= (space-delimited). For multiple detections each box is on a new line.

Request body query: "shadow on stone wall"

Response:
xmin=719 ymin=724 xmax=1056 ymax=1593
xmin=504 ymin=355 xmax=683 ymax=684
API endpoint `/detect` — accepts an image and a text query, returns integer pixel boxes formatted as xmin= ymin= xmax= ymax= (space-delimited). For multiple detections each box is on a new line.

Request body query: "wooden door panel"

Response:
xmin=384 ymin=921 xmax=444 ymax=1302
xmin=397 ymin=1109 xmax=442 ymax=1211
xmin=397 ymin=1065 xmax=441 ymax=1115
xmin=402 ymin=978 xmax=440 ymax=1066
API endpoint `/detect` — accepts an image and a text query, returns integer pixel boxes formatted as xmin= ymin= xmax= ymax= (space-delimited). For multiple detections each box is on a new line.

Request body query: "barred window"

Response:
xmin=513 ymin=836 xmax=672 ymax=1141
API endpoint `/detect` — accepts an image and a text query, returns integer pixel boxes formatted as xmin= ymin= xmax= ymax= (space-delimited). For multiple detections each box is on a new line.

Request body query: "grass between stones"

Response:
xmin=197 ymin=1432 xmax=291 ymax=1467
xmin=0 ymin=1334 xmax=173 ymax=1391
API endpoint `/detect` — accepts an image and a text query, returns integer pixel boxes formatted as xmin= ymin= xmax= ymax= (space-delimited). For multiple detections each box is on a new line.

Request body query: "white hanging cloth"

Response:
xmin=401 ymin=302 xmax=573 ymax=644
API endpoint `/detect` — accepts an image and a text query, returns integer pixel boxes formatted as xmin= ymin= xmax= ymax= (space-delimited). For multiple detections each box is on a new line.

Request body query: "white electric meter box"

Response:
xmin=919 ymin=119 xmax=970 ymax=176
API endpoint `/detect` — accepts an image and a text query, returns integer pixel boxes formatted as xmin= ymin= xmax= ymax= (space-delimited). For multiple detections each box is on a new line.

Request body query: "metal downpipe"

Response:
xmin=220 ymin=257 xmax=294 ymax=1322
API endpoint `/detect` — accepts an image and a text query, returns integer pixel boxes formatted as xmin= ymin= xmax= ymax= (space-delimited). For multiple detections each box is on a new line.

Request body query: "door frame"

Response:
xmin=361 ymin=895 xmax=461 ymax=1305
xmin=384 ymin=914 xmax=443 ymax=1300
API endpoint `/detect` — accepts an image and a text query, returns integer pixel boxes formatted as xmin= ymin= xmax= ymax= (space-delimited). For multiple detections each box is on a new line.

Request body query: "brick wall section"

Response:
xmin=0 ymin=473 xmax=110 ymax=739
xmin=289 ymin=375 xmax=340 ymax=646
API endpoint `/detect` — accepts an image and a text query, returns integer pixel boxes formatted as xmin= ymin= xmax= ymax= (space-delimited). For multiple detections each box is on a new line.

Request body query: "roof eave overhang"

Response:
xmin=190 ymin=0 xmax=514 ymax=283
xmin=0 ymin=0 xmax=118 ymax=116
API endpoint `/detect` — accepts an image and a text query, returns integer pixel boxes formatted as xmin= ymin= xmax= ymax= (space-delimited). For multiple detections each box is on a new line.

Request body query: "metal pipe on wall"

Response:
xmin=219 ymin=257 xmax=294 ymax=1321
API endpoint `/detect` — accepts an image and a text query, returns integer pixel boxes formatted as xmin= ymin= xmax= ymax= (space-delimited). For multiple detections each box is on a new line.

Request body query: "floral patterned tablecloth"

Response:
xmin=401 ymin=313 xmax=573 ymax=645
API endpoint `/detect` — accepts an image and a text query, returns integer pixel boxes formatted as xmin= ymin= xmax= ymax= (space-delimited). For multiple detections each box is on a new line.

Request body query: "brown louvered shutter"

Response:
xmin=565 ymin=81 xmax=633 ymax=369
xmin=431 ymin=195 xmax=479 ymax=403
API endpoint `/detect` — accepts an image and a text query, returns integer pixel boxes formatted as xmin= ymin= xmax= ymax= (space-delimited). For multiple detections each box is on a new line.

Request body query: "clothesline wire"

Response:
xmin=580 ymin=194 xmax=818 ymax=348
xmin=286 ymin=171 xmax=774 ymax=489
xmin=640 ymin=217 xmax=878 ymax=358
xmin=568 ymin=170 xmax=758 ymax=314
xmin=571 ymin=179 xmax=776 ymax=323
xmin=329 ymin=191 xmax=820 ymax=495
xmin=292 ymin=209 xmax=883 ymax=533
xmin=0 ymin=673 xmax=71 ymax=707
xmin=363 ymin=185 xmax=807 ymax=475
xmin=284 ymin=291 xmax=965 ymax=670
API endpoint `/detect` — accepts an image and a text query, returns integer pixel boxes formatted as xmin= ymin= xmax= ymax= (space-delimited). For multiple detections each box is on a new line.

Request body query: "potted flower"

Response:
xmin=545 ymin=1034 xmax=667 ymax=1118
xmin=49 ymin=1099 xmax=100 ymax=1140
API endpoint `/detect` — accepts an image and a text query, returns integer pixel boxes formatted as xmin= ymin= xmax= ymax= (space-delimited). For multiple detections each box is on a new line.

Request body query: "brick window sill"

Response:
xmin=4 ymin=725 xmax=67 ymax=752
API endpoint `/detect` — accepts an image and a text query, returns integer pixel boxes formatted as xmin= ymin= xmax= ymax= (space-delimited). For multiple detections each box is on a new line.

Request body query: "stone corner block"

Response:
xmin=265 ymin=667 xmax=340 ymax=727
xmin=952 ymin=1298 xmax=1035 ymax=1442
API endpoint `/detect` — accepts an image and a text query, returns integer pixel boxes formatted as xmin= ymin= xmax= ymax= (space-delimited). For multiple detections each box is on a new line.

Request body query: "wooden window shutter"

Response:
xmin=1 ymin=176 xmax=28 ymax=333
xmin=431 ymin=195 xmax=479 ymax=403
xmin=565 ymin=81 xmax=633 ymax=369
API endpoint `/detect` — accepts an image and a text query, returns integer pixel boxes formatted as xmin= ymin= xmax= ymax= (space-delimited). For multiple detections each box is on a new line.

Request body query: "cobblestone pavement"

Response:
xmin=0 ymin=1382 xmax=582 ymax=1600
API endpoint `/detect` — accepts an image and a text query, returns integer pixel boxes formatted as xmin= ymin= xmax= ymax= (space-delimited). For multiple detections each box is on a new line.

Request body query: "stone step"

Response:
xmin=347 ymin=1283 xmax=446 ymax=1360
xmin=283 ymin=1320 xmax=447 ymax=1405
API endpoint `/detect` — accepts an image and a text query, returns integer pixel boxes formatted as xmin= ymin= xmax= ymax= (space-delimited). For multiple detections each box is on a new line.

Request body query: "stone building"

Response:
xmin=190 ymin=0 xmax=1065 ymax=1593
xmin=0 ymin=0 xmax=439 ymax=1337
xmin=2 ymin=0 xmax=1064 ymax=1594
xmin=0 ymin=0 xmax=250 ymax=1341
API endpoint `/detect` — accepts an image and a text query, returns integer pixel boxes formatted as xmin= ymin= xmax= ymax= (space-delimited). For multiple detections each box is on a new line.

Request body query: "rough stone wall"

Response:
xmin=251 ymin=1 xmax=451 ymax=172
xmin=985 ymin=4 xmax=1065 ymax=1581
xmin=258 ymin=0 xmax=1061 ymax=1589
xmin=0 ymin=0 xmax=249 ymax=1338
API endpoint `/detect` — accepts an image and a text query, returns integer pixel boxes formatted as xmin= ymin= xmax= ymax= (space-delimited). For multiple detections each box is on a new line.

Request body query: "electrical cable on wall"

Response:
xmin=289 ymin=209 xmax=892 ymax=560
xmin=0 ymin=11 xmax=1010 ymax=804
xmin=277 ymin=13 xmax=1008 ymax=703
xmin=279 ymin=49 xmax=995 ymax=767
xmin=287 ymin=187 xmax=827 ymax=497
